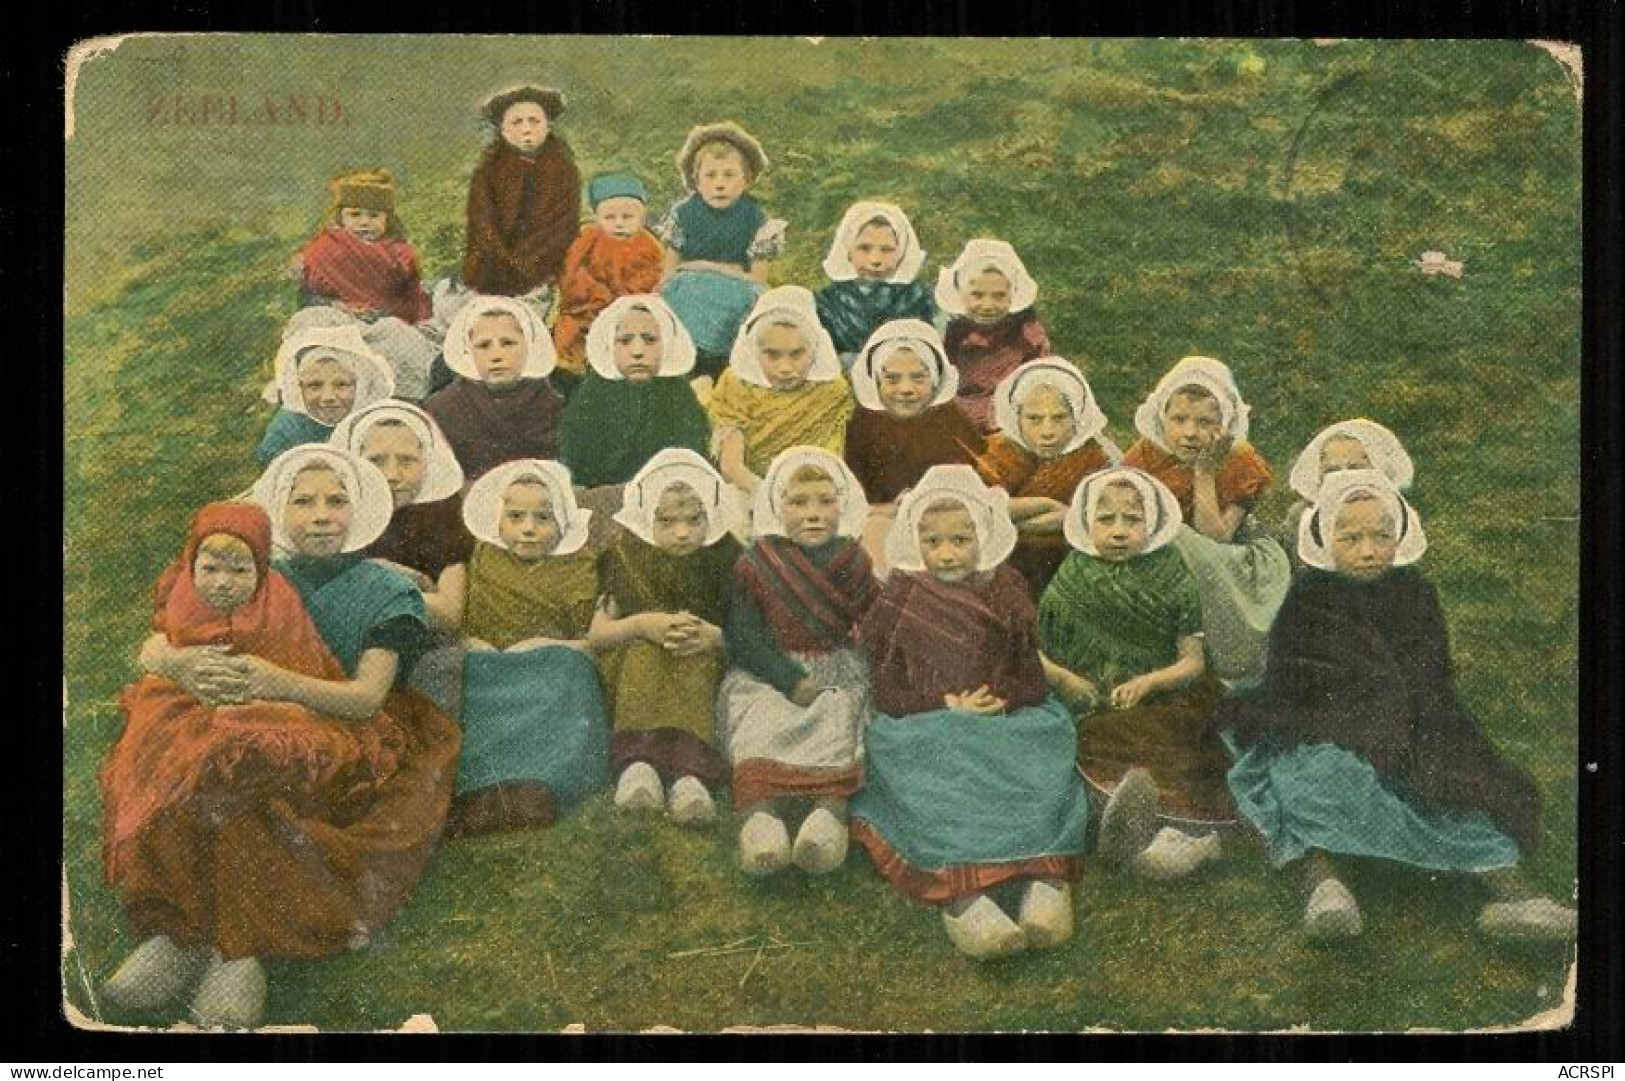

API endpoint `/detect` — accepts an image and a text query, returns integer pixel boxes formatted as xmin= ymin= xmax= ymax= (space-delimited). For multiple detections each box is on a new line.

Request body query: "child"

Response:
xmin=423 ymin=295 xmax=565 ymax=484
xmin=257 ymin=326 xmax=394 ymax=466
xmin=718 ymin=448 xmax=877 ymax=877
xmin=1039 ymin=467 xmax=1234 ymax=881
xmin=1220 ymin=470 xmax=1574 ymax=943
xmin=850 ymin=466 xmax=1089 ymax=959
xmin=657 ymin=122 xmax=786 ymax=388
xmin=462 ymin=85 xmax=582 ymax=302
xmin=813 ymin=201 xmax=935 ymax=367
xmin=558 ymin=295 xmax=711 ymax=490
xmin=935 ymin=239 xmax=1051 ymax=431
xmin=708 ymin=286 xmax=854 ymax=496
xmin=287 ymin=168 xmax=440 ymax=401
xmin=1284 ymin=418 xmax=1415 ymax=564
xmin=449 ymin=460 xmax=610 ymax=836
xmin=976 ymin=358 xmax=1119 ymax=597
xmin=590 ymin=449 xmax=743 ymax=826
xmin=552 ymin=172 xmax=665 ymax=386
xmin=844 ymin=319 xmax=986 ymax=576
xmin=1123 ymin=356 xmax=1291 ymax=687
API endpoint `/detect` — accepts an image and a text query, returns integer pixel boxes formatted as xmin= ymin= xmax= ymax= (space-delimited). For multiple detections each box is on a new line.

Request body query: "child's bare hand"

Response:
xmin=641 ymin=612 xmax=689 ymax=645
xmin=666 ymin=618 xmax=722 ymax=657
xmin=1110 ymin=676 xmax=1156 ymax=711
xmin=788 ymin=676 xmax=822 ymax=708
xmin=235 ymin=655 xmax=288 ymax=702
xmin=1195 ymin=435 xmax=1233 ymax=475
xmin=1057 ymin=671 xmax=1101 ymax=711
xmin=947 ymin=686 xmax=1008 ymax=715
xmin=462 ymin=637 xmax=496 ymax=653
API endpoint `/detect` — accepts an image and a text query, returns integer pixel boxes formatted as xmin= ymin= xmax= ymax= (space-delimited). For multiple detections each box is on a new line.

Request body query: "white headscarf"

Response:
xmin=328 ymin=401 xmax=465 ymax=504
xmin=751 ymin=446 xmax=871 ymax=540
xmin=1133 ymin=355 xmax=1252 ymax=450
xmin=992 ymin=358 xmax=1113 ymax=457
xmin=461 ymin=459 xmax=591 ymax=556
xmin=613 ymin=448 xmax=737 ymax=547
xmin=726 ymin=286 xmax=842 ymax=387
xmin=271 ymin=326 xmax=395 ymax=416
xmin=933 ymin=238 xmax=1039 ymax=316
xmin=1288 ymin=418 xmax=1415 ymax=501
xmin=821 ymin=201 xmax=927 ymax=284
xmin=250 ymin=445 xmax=394 ymax=553
xmin=850 ymin=319 xmax=959 ymax=412
xmin=584 ymin=295 xmax=697 ymax=380
xmin=443 ymin=295 xmax=558 ymax=381
xmin=886 ymin=465 xmax=1018 ymax=575
xmin=1063 ymin=466 xmax=1184 ymax=557
xmin=1298 ymin=468 xmax=1428 ymax=571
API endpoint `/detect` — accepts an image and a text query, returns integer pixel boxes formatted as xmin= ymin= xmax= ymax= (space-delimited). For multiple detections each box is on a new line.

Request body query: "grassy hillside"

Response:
xmin=63 ymin=36 xmax=1580 ymax=1032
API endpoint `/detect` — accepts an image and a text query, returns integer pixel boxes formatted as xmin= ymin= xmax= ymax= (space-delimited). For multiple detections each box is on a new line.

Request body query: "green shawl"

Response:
xmin=462 ymin=542 xmax=599 ymax=651
xmin=596 ymin=531 xmax=741 ymax=625
xmin=1038 ymin=547 xmax=1201 ymax=689
xmin=558 ymin=372 xmax=712 ymax=488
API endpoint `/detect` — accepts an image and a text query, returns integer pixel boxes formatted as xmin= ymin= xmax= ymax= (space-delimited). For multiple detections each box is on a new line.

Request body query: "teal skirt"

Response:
xmin=1222 ymin=731 xmax=1520 ymax=872
xmin=457 ymin=646 xmax=611 ymax=808
xmin=851 ymin=696 xmax=1091 ymax=875
xmin=661 ymin=268 xmax=764 ymax=357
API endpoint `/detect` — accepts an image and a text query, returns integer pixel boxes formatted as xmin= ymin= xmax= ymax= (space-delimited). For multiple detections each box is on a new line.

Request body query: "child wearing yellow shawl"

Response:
xmin=708 ymin=286 xmax=855 ymax=497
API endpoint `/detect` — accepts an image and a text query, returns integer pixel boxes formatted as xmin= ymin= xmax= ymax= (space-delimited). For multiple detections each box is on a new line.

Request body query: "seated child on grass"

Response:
xmin=657 ymin=121 xmax=786 ymax=391
xmin=814 ymin=201 xmax=935 ymax=368
xmin=719 ymin=448 xmax=877 ymax=878
xmin=449 ymin=460 xmax=610 ymax=837
xmin=709 ymin=285 xmax=854 ymax=498
xmin=257 ymin=326 xmax=394 ymax=467
xmin=1284 ymin=418 xmax=1415 ymax=567
xmin=553 ymin=172 xmax=665 ymax=387
xmin=935 ymin=238 xmax=1051 ymax=431
xmin=1039 ymin=467 xmax=1234 ymax=883
xmin=423 ymin=296 xmax=564 ymax=484
xmin=1220 ymin=470 xmax=1574 ymax=944
xmin=1123 ymin=355 xmax=1291 ymax=687
xmin=591 ymin=449 xmax=743 ymax=828
xmin=850 ymin=466 xmax=1089 ymax=960
xmin=287 ymin=168 xmax=440 ymax=401
xmin=976 ymin=358 xmax=1119 ymax=597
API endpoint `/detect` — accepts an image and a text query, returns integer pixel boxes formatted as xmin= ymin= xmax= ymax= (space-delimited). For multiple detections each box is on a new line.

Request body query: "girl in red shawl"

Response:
xmin=462 ymin=86 xmax=582 ymax=302
xmin=975 ymin=358 xmax=1119 ymax=597
xmin=288 ymin=169 xmax=440 ymax=401
xmin=552 ymin=173 xmax=664 ymax=386
xmin=934 ymin=239 xmax=1052 ymax=431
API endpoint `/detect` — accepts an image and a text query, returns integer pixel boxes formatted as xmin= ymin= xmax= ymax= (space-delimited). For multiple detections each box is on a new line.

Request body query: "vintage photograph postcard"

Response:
xmin=62 ymin=34 xmax=1581 ymax=1034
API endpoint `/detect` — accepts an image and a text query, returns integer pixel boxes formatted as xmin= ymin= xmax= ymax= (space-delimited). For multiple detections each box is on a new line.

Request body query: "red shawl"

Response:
xmin=1122 ymin=439 xmax=1275 ymax=518
xmin=976 ymin=434 xmax=1113 ymax=596
xmin=553 ymin=225 xmax=665 ymax=373
xmin=462 ymin=137 xmax=583 ymax=296
xmin=735 ymin=535 xmax=877 ymax=655
xmin=844 ymin=403 xmax=988 ymax=506
xmin=859 ymin=564 xmax=1050 ymax=717
xmin=300 ymin=225 xmax=431 ymax=324
xmin=944 ymin=312 xmax=1051 ymax=430
xmin=102 ymin=503 xmax=404 ymax=883
xmin=423 ymin=377 xmax=564 ymax=484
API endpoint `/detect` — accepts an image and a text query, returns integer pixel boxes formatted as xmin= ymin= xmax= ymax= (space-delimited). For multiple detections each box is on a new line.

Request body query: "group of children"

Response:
xmin=96 ymin=83 xmax=1575 ymax=1029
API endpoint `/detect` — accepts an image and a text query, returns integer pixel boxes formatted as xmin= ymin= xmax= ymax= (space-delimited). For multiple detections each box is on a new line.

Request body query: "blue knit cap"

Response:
xmin=588 ymin=172 xmax=649 ymax=208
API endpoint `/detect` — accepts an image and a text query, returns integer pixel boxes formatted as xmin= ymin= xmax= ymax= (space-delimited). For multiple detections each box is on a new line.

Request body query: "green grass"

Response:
xmin=63 ymin=36 xmax=1580 ymax=1032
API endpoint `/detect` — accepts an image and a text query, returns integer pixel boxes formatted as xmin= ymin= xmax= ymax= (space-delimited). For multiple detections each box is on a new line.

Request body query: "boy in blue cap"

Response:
xmin=554 ymin=172 xmax=665 ymax=386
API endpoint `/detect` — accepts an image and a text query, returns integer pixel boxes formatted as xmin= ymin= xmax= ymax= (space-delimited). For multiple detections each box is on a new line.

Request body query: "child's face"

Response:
xmin=283 ymin=466 xmax=354 ymax=557
xmin=781 ymin=477 xmax=841 ymax=547
xmin=1329 ymin=494 xmax=1399 ymax=581
xmin=1319 ymin=434 xmax=1373 ymax=478
xmin=359 ymin=424 xmax=427 ymax=509
xmin=594 ymin=196 xmax=646 ymax=240
xmin=469 ymin=312 xmax=526 ymax=385
xmin=298 ymin=355 xmax=359 ymax=426
xmin=850 ymin=222 xmax=902 ymax=281
xmin=1088 ymin=483 xmax=1150 ymax=562
xmin=192 ymin=539 xmax=259 ymax=612
xmin=339 ymin=207 xmax=387 ymax=242
xmin=1017 ymin=384 xmax=1077 ymax=460
xmin=694 ymin=148 xmax=748 ymax=209
xmin=757 ymin=322 xmax=814 ymax=391
xmin=917 ymin=503 xmax=981 ymax=583
xmin=498 ymin=481 xmax=562 ymax=562
xmin=1162 ymin=387 xmax=1224 ymax=461
xmin=612 ymin=308 xmax=663 ymax=382
xmin=963 ymin=268 xmax=1013 ymax=324
xmin=650 ymin=485 xmax=709 ymax=556
xmin=876 ymin=348 xmax=934 ymax=419
xmin=500 ymin=102 xmax=549 ymax=154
